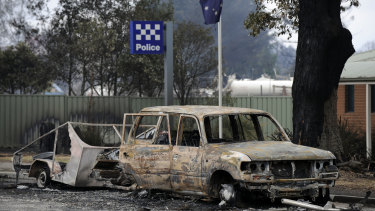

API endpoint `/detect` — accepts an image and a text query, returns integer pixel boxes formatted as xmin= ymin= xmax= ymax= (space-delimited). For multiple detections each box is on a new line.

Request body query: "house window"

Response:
xmin=345 ymin=85 xmax=354 ymax=112
xmin=371 ymin=85 xmax=375 ymax=112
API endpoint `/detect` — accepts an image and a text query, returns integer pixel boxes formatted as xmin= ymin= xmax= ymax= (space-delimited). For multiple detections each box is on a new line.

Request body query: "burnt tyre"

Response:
xmin=36 ymin=167 xmax=50 ymax=188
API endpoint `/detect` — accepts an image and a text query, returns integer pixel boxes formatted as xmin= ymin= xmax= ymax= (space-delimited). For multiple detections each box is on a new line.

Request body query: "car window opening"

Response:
xmin=204 ymin=114 xmax=285 ymax=144
xmin=179 ymin=116 xmax=200 ymax=147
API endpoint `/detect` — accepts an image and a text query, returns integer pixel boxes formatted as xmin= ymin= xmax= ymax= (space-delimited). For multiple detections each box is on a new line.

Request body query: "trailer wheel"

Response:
xmin=36 ymin=167 xmax=50 ymax=188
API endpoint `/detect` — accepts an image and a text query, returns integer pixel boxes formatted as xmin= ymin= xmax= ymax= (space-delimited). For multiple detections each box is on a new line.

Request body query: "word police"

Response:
xmin=136 ymin=43 xmax=161 ymax=51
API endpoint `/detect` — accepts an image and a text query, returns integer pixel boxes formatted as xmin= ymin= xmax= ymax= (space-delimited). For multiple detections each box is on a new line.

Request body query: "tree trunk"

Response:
xmin=292 ymin=0 xmax=354 ymax=159
xmin=113 ymin=72 xmax=117 ymax=96
xmin=81 ymin=61 xmax=87 ymax=96
xmin=68 ymin=56 xmax=73 ymax=96
xmin=318 ymin=88 xmax=344 ymax=161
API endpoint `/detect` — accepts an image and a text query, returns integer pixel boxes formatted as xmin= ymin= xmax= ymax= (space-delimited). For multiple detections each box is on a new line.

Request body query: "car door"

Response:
xmin=170 ymin=115 xmax=203 ymax=192
xmin=120 ymin=113 xmax=172 ymax=190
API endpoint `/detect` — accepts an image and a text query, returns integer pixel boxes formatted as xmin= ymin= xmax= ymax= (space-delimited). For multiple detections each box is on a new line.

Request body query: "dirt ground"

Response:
xmin=332 ymin=170 xmax=375 ymax=197
xmin=0 ymin=186 xmax=291 ymax=211
xmin=0 ymin=187 xmax=213 ymax=210
xmin=1 ymin=182 xmax=374 ymax=211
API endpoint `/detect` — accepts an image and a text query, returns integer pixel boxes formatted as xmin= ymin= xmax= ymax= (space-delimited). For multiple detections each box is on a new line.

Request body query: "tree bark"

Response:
xmin=318 ymin=88 xmax=344 ymax=161
xmin=81 ymin=61 xmax=87 ymax=96
xmin=292 ymin=0 xmax=354 ymax=159
xmin=68 ymin=55 xmax=73 ymax=96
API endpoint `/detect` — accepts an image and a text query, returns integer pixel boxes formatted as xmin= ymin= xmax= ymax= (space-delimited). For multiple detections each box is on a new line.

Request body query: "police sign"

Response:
xmin=130 ymin=21 xmax=164 ymax=54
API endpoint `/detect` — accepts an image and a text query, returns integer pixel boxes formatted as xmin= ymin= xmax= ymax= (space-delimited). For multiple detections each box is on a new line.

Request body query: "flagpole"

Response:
xmin=218 ymin=16 xmax=223 ymax=138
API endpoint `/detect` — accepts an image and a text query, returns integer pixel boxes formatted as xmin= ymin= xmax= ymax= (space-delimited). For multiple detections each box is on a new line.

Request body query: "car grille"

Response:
xmin=271 ymin=161 xmax=312 ymax=179
xmin=271 ymin=161 xmax=292 ymax=178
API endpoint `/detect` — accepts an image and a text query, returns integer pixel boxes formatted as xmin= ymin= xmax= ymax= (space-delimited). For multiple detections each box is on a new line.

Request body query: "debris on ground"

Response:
xmin=337 ymin=160 xmax=364 ymax=172
xmin=283 ymin=191 xmax=373 ymax=211
xmin=16 ymin=185 xmax=29 ymax=189
xmin=42 ymin=188 xmax=61 ymax=192
xmin=337 ymin=159 xmax=375 ymax=175
xmin=138 ymin=190 xmax=148 ymax=198
xmin=348 ymin=191 xmax=372 ymax=211
xmin=218 ymin=200 xmax=226 ymax=207
xmin=283 ymin=198 xmax=346 ymax=210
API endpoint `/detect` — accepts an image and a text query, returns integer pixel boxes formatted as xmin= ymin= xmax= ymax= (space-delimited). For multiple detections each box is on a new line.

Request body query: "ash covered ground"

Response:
xmin=0 ymin=185 xmax=286 ymax=211
xmin=1 ymin=184 xmax=375 ymax=210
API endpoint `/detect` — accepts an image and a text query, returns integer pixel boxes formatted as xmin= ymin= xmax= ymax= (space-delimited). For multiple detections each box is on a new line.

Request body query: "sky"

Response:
xmin=277 ymin=0 xmax=375 ymax=51
xmin=342 ymin=0 xmax=375 ymax=51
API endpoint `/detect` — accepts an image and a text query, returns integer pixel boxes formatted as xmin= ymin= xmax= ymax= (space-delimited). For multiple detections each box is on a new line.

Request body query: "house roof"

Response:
xmin=340 ymin=50 xmax=375 ymax=83
xmin=140 ymin=105 xmax=266 ymax=117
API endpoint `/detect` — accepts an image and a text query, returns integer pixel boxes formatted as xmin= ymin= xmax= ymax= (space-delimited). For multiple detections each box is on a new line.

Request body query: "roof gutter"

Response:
xmin=339 ymin=77 xmax=375 ymax=84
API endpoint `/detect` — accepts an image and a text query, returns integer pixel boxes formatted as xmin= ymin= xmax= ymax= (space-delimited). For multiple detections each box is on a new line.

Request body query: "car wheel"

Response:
xmin=36 ymin=167 xmax=50 ymax=188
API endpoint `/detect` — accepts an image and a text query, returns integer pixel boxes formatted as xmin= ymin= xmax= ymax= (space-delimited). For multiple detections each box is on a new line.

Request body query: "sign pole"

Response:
xmin=164 ymin=22 xmax=173 ymax=106
xmin=218 ymin=17 xmax=223 ymax=138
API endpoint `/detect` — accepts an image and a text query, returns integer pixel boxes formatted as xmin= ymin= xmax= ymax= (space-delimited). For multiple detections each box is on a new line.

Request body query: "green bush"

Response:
xmin=338 ymin=118 xmax=372 ymax=161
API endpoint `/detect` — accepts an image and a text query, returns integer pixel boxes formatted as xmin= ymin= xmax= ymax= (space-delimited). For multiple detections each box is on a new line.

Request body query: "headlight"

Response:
xmin=241 ymin=161 xmax=269 ymax=173
xmin=315 ymin=160 xmax=333 ymax=172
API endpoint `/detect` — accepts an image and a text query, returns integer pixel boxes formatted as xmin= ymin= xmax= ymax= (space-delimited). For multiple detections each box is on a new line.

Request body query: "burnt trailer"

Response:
xmin=13 ymin=122 xmax=123 ymax=188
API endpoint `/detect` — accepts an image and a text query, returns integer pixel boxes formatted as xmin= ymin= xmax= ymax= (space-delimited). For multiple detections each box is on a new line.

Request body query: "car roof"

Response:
xmin=140 ymin=105 xmax=267 ymax=117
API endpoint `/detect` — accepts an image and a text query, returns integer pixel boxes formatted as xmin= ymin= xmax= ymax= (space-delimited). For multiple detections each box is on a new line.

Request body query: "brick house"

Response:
xmin=337 ymin=50 xmax=375 ymax=158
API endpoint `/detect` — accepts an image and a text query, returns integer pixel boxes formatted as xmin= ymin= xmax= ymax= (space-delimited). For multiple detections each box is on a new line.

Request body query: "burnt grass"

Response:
xmin=0 ymin=184 xmax=286 ymax=210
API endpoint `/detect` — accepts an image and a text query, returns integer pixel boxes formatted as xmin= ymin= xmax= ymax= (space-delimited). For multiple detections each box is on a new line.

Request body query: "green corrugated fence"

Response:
xmin=0 ymin=95 xmax=292 ymax=148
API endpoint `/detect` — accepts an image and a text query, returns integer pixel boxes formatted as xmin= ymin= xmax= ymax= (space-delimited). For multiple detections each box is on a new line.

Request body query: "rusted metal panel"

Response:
xmin=141 ymin=106 xmax=266 ymax=117
xmin=171 ymin=146 xmax=203 ymax=192
xmin=209 ymin=141 xmax=335 ymax=161
xmin=126 ymin=144 xmax=171 ymax=190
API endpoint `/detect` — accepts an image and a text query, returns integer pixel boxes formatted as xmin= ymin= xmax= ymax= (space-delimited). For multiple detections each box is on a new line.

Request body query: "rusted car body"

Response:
xmin=13 ymin=106 xmax=338 ymax=202
xmin=118 ymin=106 xmax=339 ymax=201
xmin=13 ymin=122 xmax=122 ymax=188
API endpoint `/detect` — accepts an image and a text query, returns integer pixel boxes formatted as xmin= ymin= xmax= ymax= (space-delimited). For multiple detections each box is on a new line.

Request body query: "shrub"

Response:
xmin=338 ymin=118 xmax=370 ymax=161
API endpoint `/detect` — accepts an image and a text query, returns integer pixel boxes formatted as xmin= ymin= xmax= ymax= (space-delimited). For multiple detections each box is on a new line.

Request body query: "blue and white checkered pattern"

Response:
xmin=135 ymin=23 xmax=162 ymax=41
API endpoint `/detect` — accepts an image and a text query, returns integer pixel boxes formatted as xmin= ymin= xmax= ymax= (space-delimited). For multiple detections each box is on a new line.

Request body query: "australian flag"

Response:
xmin=200 ymin=0 xmax=223 ymax=24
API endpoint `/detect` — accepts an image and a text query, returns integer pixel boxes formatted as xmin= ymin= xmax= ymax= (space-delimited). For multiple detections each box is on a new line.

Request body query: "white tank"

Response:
xmin=225 ymin=75 xmax=293 ymax=96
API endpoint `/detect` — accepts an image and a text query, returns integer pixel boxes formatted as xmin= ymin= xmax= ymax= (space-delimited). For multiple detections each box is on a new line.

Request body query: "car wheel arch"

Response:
xmin=207 ymin=170 xmax=236 ymax=197
xmin=29 ymin=160 xmax=51 ymax=178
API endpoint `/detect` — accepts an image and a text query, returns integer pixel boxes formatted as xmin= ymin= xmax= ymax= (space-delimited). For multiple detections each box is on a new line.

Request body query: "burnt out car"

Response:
xmin=118 ymin=106 xmax=338 ymax=202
